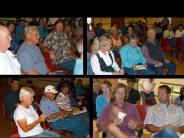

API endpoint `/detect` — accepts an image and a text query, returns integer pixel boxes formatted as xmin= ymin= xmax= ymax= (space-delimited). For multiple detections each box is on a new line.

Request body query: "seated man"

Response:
xmin=5 ymin=79 xmax=20 ymax=119
xmin=144 ymin=85 xmax=184 ymax=138
xmin=17 ymin=26 xmax=48 ymax=75
xmin=0 ymin=26 xmax=21 ymax=74
xmin=40 ymin=85 xmax=89 ymax=138
xmin=142 ymin=29 xmax=176 ymax=75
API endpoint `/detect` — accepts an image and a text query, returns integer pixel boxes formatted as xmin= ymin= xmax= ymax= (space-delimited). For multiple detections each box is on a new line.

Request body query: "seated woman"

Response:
xmin=91 ymin=36 xmax=124 ymax=75
xmin=119 ymin=34 xmax=153 ymax=75
xmin=14 ymin=87 xmax=60 ymax=137
xmin=97 ymin=83 xmax=142 ymax=138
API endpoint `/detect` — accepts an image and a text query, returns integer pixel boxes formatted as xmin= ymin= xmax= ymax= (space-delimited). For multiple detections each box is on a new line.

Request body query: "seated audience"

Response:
xmin=15 ymin=18 xmax=25 ymax=44
xmin=97 ymin=83 xmax=141 ymax=138
xmin=123 ymin=25 xmax=135 ymax=44
xmin=5 ymin=79 xmax=20 ymax=119
xmin=73 ymin=39 xmax=83 ymax=75
xmin=175 ymin=25 xmax=184 ymax=37
xmin=75 ymin=18 xmax=83 ymax=36
xmin=40 ymin=85 xmax=89 ymax=138
xmin=127 ymin=78 xmax=140 ymax=104
xmin=43 ymin=19 xmax=76 ymax=72
xmin=37 ymin=18 xmax=48 ymax=40
xmin=17 ymin=26 xmax=48 ymax=75
xmin=119 ymin=34 xmax=153 ymax=75
xmin=14 ymin=87 xmax=60 ymax=137
xmin=87 ymin=23 xmax=95 ymax=46
xmin=0 ymin=26 xmax=21 ymax=74
xmin=75 ymin=79 xmax=85 ymax=96
xmin=6 ymin=21 xmax=20 ymax=53
xmin=173 ymin=86 xmax=184 ymax=111
xmin=95 ymin=23 xmax=105 ymax=37
xmin=144 ymin=85 xmax=184 ymax=138
xmin=91 ymin=36 xmax=124 ymax=75
xmin=28 ymin=18 xmax=39 ymax=26
xmin=142 ymin=29 xmax=176 ymax=75
xmin=96 ymin=80 xmax=112 ymax=117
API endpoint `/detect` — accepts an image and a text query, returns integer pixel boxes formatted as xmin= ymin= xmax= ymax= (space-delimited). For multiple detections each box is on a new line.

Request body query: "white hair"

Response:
xmin=24 ymin=26 xmax=37 ymax=36
xmin=19 ymin=87 xmax=35 ymax=101
xmin=77 ymin=39 xmax=83 ymax=54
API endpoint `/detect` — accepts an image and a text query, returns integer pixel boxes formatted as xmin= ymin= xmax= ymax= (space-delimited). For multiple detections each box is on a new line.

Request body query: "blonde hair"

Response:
xmin=19 ymin=87 xmax=35 ymax=101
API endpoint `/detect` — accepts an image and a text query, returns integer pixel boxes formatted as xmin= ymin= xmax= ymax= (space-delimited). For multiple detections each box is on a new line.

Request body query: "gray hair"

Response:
xmin=24 ymin=26 xmax=38 ymax=36
xmin=19 ymin=87 xmax=35 ymax=101
xmin=98 ymin=36 xmax=110 ymax=48
xmin=77 ymin=39 xmax=83 ymax=54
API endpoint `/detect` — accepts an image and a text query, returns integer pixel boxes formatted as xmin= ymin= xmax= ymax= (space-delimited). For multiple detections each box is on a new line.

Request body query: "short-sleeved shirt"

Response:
xmin=43 ymin=31 xmax=72 ymax=65
xmin=39 ymin=96 xmax=60 ymax=123
xmin=144 ymin=103 xmax=184 ymax=136
xmin=14 ymin=105 xmax=44 ymax=137
xmin=0 ymin=50 xmax=21 ymax=74
xmin=73 ymin=58 xmax=83 ymax=75
xmin=97 ymin=102 xmax=141 ymax=136
xmin=17 ymin=42 xmax=48 ymax=74
xmin=96 ymin=94 xmax=109 ymax=117
xmin=55 ymin=93 xmax=72 ymax=111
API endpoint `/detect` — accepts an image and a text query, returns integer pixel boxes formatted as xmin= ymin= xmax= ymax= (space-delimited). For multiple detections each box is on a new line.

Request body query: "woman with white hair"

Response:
xmin=14 ymin=87 xmax=60 ymax=137
xmin=91 ymin=36 xmax=124 ymax=75
xmin=73 ymin=39 xmax=83 ymax=75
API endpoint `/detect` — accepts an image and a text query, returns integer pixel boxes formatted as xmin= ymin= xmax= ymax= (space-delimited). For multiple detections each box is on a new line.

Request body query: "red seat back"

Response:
xmin=160 ymin=38 xmax=173 ymax=52
xmin=10 ymin=133 xmax=20 ymax=138
xmin=136 ymin=105 xmax=150 ymax=124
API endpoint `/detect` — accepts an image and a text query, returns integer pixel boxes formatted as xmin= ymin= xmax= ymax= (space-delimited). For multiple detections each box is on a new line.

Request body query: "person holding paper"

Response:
xmin=144 ymin=85 xmax=184 ymax=138
xmin=119 ymin=34 xmax=153 ymax=75
xmin=97 ymin=83 xmax=141 ymax=138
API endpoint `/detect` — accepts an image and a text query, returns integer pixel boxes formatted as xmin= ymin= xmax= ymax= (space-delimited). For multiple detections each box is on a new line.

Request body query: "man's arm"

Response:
xmin=145 ymin=124 xmax=163 ymax=133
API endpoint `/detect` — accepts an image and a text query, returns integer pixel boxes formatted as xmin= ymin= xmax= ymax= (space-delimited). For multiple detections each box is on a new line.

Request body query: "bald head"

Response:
xmin=0 ymin=26 xmax=11 ymax=52
xmin=147 ymin=28 xmax=156 ymax=41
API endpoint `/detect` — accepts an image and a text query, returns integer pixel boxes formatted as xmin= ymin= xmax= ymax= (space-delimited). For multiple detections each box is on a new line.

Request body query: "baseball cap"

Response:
xmin=44 ymin=85 xmax=58 ymax=93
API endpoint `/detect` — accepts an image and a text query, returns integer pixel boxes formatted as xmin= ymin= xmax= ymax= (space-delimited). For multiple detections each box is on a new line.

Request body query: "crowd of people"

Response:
xmin=93 ymin=79 xmax=184 ymax=138
xmin=4 ymin=78 xmax=89 ymax=137
xmin=0 ymin=18 xmax=83 ymax=75
xmin=87 ymin=18 xmax=183 ymax=75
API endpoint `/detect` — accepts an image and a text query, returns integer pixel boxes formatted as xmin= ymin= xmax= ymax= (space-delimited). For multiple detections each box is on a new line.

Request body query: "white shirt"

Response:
xmin=139 ymin=79 xmax=154 ymax=92
xmin=163 ymin=30 xmax=175 ymax=39
xmin=175 ymin=30 xmax=184 ymax=37
xmin=91 ymin=50 xmax=120 ymax=75
xmin=0 ymin=50 xmax=21 ymax=74
xmin=14 ymin=105 xmax=44 ymax=137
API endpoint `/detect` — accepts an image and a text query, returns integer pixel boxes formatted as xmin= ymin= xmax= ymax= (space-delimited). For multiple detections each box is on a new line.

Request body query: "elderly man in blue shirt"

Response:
xmin=119 ymin=34 xmax=153 ymax=75
xmin=40 ymin=85 xmax=89 ymax=138
xmin=17 ymin=26 xmax=48 ymax=75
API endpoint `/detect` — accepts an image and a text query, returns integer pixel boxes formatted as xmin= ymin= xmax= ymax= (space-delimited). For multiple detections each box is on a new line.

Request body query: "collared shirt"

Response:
xmin=163 ymin=30 xmax=175 ymax=39
xmin=119 ymin=44 xmax=147 ymax=68
xmin=17 ymin=42 xmax=48 ymax=74
xmin=39 ymin=96 xmax=60 ymax=123
xmin=175 ymin=30 xmax=184 ymax=37
xmin=144 ymin=103 xmax=184 ymax=136
xmin=91 ymin=50 xmax=120 ymax=75
xmin=43 ymin=31 xmax=72 ymax=65
xmin=55 ymin=93 xmax=72 ymax=111
xmin=0 ymin=50 xmax=21 ymax=74
xmin=97 ymin=102 xmax=141 ymax=136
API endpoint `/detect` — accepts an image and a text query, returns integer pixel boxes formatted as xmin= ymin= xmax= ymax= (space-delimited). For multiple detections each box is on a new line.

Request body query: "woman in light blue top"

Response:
xmin=37 ymin=18 xmax=48 ymax=40
xmin=119 ymin=34 xmax=153 ymax=75
xmin=96 ymin=80 xmax=112 ymax=117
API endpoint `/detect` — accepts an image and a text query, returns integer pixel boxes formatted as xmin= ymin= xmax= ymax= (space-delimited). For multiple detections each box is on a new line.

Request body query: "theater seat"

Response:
xmin=10 ymin=133 xmax=20 ymax=138
xmin=42 ymin=51 xmax=70 ymax=74
xmin=160 ymin=38 xmax=173 ymax=52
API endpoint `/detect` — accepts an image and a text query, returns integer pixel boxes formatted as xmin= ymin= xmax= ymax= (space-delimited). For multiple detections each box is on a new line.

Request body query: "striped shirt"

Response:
xmin=55 ymin=92 xmax=72 ymax=111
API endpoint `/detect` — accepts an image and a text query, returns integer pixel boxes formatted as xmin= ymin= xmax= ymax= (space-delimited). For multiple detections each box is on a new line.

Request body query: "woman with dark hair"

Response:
xmin=43 ymin=19 xmax=76 ymax=72
xmin=97 ymin=83 xmax=141 ymax=138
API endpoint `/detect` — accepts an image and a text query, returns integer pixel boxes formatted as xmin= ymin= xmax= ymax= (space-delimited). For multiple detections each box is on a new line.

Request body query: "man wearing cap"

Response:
xmin=0 ymin=26 xmax=21 ymax=74
xmin=40 ymin=85 xmax=89 ymax=138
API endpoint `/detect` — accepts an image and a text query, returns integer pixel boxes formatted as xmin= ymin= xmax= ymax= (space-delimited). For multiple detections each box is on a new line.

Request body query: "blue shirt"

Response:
xmin=96 ymin=94 xmax=108 ymax=117
xmin=95 ymin=29 xmax=105 ymax=37
xmin=75 ymin=86 xmax=85 ymax=96
xmin=119 ymin=44 xmax=147 ymax=68
xmin=17 ymin=42 xmax=48 ymax=74
xmin=37 ymin=25 xmax=48 ymax=39
xmin=73 ymin=59 xmax=83 ymax=75
xmin=15 ymin=25 xmax=25 ymax=42
xmin=39 ymin=96 xmax=60 ymax=123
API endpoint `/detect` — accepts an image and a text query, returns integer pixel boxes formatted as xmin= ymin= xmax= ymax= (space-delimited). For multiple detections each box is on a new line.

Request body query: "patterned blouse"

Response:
xmin=43 ymin=31 xmax=72 ymax=65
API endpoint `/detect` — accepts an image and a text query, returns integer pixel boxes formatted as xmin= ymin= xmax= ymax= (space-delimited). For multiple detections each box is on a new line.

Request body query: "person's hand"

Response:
xmin=164 ymin=59 xmax=170 ymax=64
xmin=49 ymin=51 xmax=55 ymax=60
xmin=38 ymin=114 xmax=47 ymax=123
xmin=128 ymin=119 xmax=138 ymax=130
xmin=133 ymin=66 xmax=137 ymax=71
xmin=112 ymin=72 xmax=120 ymax=75
xmin=119 ymin=69 xmax=125 ymax=75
